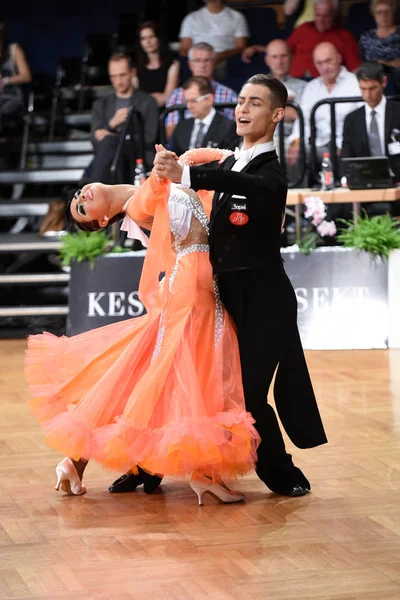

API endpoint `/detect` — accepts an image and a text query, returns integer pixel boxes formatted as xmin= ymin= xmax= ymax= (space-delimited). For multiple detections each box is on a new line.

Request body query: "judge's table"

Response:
xmin=286 ymin=186 xmax=400 ymax=238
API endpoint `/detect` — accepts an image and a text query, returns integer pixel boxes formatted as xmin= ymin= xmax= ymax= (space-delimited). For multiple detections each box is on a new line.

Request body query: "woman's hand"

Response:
xmin=154 ymin=149 xmax=183 ymax=183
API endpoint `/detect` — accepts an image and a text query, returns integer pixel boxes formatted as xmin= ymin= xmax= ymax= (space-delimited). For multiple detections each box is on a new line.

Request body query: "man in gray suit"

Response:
xmin=86 ymin=53 xmax=159 ymax=183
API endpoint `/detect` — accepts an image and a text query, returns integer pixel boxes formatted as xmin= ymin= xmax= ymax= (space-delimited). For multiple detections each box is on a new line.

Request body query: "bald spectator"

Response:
xmin=287 ymin=0 xmax=361 ymax=78
xmin=287 ymin=42 xmax=362 ymax=170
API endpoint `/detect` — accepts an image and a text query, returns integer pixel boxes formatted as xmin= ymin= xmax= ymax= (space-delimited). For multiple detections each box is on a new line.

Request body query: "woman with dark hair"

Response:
xmin=25 ymin=145 xmax=260 ymax=505
xmin=135 ymin=21 xmax=180 ymax=108
xmin=0 ymin=21 xmax=31 ymax=133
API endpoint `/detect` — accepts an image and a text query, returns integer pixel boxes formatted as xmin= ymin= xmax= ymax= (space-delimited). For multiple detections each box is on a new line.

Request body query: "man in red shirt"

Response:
xmin=287 ymin=0 xmax=361 ymax=78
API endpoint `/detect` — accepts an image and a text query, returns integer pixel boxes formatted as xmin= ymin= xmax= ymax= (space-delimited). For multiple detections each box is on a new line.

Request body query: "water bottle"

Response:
xmin=320 ymin=152 xmax=333 ymax=190
xmin=134 ymin=158 xmax=146 ymax=186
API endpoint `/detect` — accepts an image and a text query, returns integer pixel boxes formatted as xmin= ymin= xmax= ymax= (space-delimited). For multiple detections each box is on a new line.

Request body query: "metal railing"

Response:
xmin=309 ymin=95 xmax=400 ymax=184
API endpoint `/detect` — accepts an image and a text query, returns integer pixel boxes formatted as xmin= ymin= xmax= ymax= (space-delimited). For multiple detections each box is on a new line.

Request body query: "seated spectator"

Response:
xmin=283 ymin=0 xmax=338 ymax=31
xmin=260 ymin=40 xmax=307 ymax=183
xmin=287 ymin=42 xmax=362 ymax=173
xmin=135 ymin=21 xmax=180 ymax=109
xmin=178 ymin=0 xmax=249 ymax=81
xmin=359 ymin=0 xmax=400 ymax=93
xmin=168 ymin=75 xmax=240 ymax=156
xmin=84 ymin=53 xmax=159 ymax=184
xmin=0 ymin=21 xmax=31 ymax=135
xmin=287 ymin=0 xmax=361 ymax=78
xmin=164 ymin=42 xmax=237 ymax=141
xmin=341 ymin=61 xmax=400 ymax=192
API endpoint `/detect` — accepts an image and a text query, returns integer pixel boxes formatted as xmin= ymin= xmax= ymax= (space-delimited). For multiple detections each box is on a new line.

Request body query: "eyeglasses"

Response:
xmin=185 ymin=93 xmax=211 ymax=105
xmin=189 ymin=58 xmax=213 ymax=64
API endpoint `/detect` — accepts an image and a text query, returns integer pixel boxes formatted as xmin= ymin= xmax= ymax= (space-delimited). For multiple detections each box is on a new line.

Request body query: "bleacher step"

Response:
xmin=0 ymin=233 xmax=62 ymax=252
xmin=0 ymin=273 xmax=69 ymax=284
xmin=0 ymin=306 xmax=68 ymax=317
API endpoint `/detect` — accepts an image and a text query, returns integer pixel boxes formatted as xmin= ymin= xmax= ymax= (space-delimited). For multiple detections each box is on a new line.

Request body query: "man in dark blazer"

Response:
xmin=86 ymin=52 xmax=159 ymax=184
xmin=168 ymin=76 xmax=240 ymax=156
xmin=341 ymin=61 xmax=400 ymax=187
xmin=155 ymin=74 xmax=327 ymax=497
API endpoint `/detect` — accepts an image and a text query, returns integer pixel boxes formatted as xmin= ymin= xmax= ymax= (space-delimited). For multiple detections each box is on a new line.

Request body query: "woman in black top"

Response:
xmin=135 ymin=21 xmax=180 ymax=109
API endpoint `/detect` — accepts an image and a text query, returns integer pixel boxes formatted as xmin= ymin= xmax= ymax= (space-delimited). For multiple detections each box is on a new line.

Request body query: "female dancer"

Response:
xmin=25 ymin=146 xmax=260 ymax=505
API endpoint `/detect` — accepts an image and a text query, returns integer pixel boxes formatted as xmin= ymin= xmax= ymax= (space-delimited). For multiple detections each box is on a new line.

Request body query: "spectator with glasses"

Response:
xmin=164 ymin=42 xmax=237 ymax=142
xmin=169 ymin=75 xmax=240 ymax=156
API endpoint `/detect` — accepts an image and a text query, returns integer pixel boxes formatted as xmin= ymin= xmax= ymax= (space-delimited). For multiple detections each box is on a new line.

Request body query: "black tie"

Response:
xmin=369 ymin=109 xmax=382 ymax=156
xmin=194 ymin=121 xmax=205 ymax=148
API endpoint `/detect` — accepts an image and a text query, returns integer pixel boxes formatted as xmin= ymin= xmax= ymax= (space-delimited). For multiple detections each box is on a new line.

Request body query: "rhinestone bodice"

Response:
xmin=168 ymin=185 xmax=209 ymax=252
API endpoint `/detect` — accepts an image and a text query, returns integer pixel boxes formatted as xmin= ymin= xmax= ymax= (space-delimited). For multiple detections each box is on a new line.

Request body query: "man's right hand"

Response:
xmin=109 ymin=107 xmax=129 ymax=131
xmin=94 ymin=129 xmax=113 ymax=142
xmin=241 ymin=46 xmax=257 ymax=63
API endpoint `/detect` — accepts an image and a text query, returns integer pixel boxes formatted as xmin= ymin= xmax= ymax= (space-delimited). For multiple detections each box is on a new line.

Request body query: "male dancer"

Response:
xmin=154 ymin=74 xmax=327 ymax=496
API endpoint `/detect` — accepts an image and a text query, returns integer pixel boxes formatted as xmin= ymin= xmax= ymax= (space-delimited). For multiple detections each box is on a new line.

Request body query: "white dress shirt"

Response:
xmin=290 ymin=67 xmax=362 ymax=149
xmin=365 ymin=95 xmax=386 ymax=156
xmin=189 ymin=107 xmax=216 ymax=149
xmin=182 ymin=141 xmax=276 ymax=187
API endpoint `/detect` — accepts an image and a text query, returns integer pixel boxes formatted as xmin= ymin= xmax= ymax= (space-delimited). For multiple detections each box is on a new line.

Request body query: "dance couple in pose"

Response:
xmin=25 ymin=74 xmax=327 ymax=504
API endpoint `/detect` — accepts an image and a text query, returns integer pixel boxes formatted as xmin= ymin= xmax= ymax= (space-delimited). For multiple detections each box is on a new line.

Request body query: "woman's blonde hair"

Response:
xmin=370 ymin=0 xmax=396 ymax=14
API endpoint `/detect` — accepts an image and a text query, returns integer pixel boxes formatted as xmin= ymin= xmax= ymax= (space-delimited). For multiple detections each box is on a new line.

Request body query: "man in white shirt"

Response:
xmin=154 ymin=73 xmax=327 ymax=498
xmin=179 ymin=0 xmax=249 ymax=80
xmin=287 ymin=42 xmax=361 ymax=173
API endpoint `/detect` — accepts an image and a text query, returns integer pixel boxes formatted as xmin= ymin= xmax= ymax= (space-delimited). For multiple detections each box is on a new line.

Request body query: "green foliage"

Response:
xmin=58 ymin=230 xmax=113 ymax=268
xmin=296 ymin=231 xmax=318 ymax=255
xmin=337 ymin=211 xmax=400 ymax=261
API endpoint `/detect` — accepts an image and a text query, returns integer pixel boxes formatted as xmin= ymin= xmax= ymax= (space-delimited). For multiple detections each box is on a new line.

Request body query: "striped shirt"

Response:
xmin=164 ymin=80 xmax=237 ymax=126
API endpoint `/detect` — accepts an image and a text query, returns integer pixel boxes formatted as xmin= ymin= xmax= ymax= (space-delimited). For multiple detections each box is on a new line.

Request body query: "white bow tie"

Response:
xmin=234 ymin=147 xmax=254 ymax=162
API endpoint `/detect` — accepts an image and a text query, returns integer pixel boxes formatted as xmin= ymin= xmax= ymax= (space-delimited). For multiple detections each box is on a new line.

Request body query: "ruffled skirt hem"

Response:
xmin=42 ymin=408 xmax=259 ymax=478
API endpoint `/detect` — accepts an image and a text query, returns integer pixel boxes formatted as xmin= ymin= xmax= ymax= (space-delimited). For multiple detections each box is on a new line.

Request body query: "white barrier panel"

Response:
xmin=282 ymin=247 xmax=388 ymax=350
xmin=388 ymin=249 xmax=400 ymax=348
xmin=68 ymin=247 xmax=395 ymax=350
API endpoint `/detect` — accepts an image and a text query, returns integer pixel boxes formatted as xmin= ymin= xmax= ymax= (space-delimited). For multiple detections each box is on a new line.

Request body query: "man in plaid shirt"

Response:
xmin=164 ymin=42 xmax=238 ymax=141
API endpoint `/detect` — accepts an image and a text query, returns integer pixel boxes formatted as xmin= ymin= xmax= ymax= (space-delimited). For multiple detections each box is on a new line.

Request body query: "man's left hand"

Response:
xmin=153 ymin=150 xmax=183 ymax=183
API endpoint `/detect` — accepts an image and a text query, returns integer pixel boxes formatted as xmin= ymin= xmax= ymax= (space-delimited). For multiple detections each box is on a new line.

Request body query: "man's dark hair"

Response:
xmin=356 ymin=61 xmax=385 ymax=83
xmin=182 ymin=75 xmax=213 ymax=96
xmin=65 ymin=194 xmax=125 ymax=232
xmin=108 ymin=52 xmax=134 ymax=69
xmin=244 ymin=74 xmax=288 ymax=108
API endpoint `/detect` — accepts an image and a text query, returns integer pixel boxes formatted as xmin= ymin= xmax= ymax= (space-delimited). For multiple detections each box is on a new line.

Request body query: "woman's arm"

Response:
xmin=125 ymin=170 xmax=169 ymax=222
xmin=151 ymin=60 xmax=180 ymax=107
xmin=4 ymin=44 xmax=32 ymax=85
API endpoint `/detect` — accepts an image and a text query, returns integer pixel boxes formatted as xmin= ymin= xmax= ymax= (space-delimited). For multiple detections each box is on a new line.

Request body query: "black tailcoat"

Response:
xmin=189 ymin=150 xmax=327 ymax=474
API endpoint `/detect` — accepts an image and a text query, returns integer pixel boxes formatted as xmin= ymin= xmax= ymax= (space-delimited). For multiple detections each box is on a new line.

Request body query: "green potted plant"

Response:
xmin=58 ymin=230 xmax=129 ymax=268
xmin=337 ymin=211 xmax=400 ymax=262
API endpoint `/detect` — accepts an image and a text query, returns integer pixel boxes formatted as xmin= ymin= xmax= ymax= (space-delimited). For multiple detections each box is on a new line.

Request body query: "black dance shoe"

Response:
xmin=258 ymin=465 xmax=311 ymax=497
xmin=108 ymin=471 xmax=143 ymax=493
xmin=137 ymin=466 xmax=163 ymax=494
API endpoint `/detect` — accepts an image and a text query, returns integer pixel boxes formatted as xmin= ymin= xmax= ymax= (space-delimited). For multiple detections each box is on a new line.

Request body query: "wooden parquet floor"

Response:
xmin=1 ymin=340 xmax=400 ymax=600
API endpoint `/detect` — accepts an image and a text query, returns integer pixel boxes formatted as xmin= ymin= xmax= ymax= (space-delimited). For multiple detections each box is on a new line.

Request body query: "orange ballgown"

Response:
xmin=25 ymin=169 xmax=259 ymax=479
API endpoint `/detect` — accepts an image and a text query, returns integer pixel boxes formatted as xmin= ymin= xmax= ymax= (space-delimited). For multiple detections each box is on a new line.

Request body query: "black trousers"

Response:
xmin=217 ymin=267 xmax=299 ymax=478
